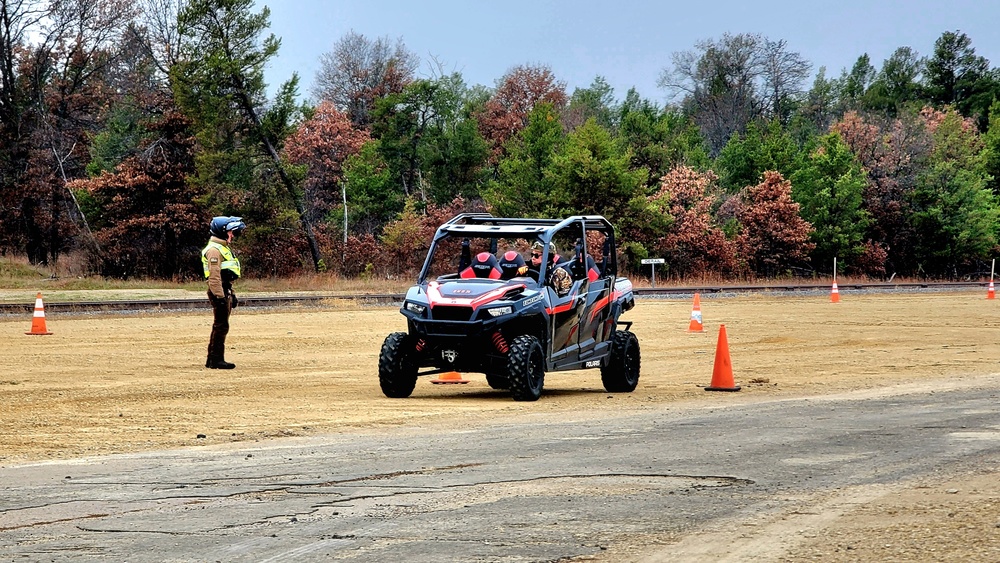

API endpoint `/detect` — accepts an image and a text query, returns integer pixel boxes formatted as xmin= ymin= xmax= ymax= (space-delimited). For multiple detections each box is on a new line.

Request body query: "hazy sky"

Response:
xmin=255 ymin=0 xmax=1000 ymax=105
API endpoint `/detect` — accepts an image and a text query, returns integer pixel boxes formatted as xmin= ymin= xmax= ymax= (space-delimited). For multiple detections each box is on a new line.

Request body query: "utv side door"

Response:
xmin=547 ymin=222 xmax=589 ymax=369
xmin=576 ymin=227 xmax=615 ymax=361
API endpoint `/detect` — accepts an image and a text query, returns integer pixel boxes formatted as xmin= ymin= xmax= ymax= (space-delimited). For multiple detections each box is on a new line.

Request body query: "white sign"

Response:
xmin=641 ymin=258 xmax=665 ymax=264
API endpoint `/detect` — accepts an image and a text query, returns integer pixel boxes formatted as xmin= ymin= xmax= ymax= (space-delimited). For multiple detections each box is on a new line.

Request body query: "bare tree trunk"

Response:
xmin=341 ymin=180 xmax=348 ymax=268
xmin=235 ymin=89 xmax=323 ymax=272
xmin=50 ymin=141 xmax=102 ymax=258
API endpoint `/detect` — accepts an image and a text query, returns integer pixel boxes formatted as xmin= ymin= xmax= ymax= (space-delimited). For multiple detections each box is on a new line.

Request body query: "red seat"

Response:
xmin=460 ymin=252 xmax=502 ymax=279
xmin=498 ymin=251 xmax=527 ymax=279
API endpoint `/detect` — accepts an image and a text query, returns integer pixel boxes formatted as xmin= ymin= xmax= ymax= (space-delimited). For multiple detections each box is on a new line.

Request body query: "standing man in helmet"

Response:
xmin=202 ymin=216 xmax=246 ymax=369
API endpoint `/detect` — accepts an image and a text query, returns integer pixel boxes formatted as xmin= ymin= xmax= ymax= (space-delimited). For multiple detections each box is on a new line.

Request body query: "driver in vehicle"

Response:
xmin=528 ymin=241 xmax=572 ymax=297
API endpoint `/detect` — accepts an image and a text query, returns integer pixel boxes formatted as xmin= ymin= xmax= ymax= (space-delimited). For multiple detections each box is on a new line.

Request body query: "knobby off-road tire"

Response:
xmin=378 ymin=332 xmax=419 ymax=398
xmin=507 ymin=335 xmax=545 ymax=401
xmin=601 ymin=330 xmax=640 ymax=392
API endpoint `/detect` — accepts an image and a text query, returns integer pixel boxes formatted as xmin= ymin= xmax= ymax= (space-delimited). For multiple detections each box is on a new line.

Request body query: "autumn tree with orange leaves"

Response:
xmin=284 ymin=101 xmax=369 ymax=237
xmin=68 ymin=109 xmax=205 ymax=279
xmin=735 ymin=171 xmax=814 ymax=277
xmin=645 ymin=166 xmax=737 ymax=278
xmin=476 ymin=64 xmax=568 ymax=163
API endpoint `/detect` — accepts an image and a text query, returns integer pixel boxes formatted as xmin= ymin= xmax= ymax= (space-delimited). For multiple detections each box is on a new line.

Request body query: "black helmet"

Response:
xmin=210 ymin=216 xmax=246 ymax=239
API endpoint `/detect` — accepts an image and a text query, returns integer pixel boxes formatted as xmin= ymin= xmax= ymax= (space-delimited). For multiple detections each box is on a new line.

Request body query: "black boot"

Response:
xmin=206 ymin=357 xmax=236 ymax=369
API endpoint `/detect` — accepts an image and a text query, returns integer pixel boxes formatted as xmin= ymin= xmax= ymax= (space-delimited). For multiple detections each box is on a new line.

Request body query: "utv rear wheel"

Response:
xmin=601 ymin=330 xmax=640 ymax=392
xmin=378 ymin=332 xmax=419 ymax=398
xmin=507 ymin=335 xmax=545 ymax=401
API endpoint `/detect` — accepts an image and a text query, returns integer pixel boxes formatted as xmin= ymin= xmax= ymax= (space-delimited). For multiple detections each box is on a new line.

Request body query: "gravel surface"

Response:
xmin=3 ymin=291 xmax=999 ymax=561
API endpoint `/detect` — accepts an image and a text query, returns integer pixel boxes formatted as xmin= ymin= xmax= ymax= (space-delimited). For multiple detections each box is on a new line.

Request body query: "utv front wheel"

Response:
xmin=507 ymin=335 xmax=545 ymax=401
xmin=378 ymin=332 xmax=419 ymax=398
xmin=601 ymin=330 xmax=640 ymax=392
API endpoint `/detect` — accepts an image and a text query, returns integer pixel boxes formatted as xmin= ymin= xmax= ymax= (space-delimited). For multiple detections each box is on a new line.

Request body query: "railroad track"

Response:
xmin=0 ymin=281 xmax=986 ymax=315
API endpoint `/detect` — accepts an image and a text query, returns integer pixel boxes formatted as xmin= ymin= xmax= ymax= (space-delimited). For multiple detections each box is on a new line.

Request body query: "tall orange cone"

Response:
xmin=988 ymin=280 xmax=995 ymax=300
xmin=430 ymin=371 xmax=470 ymax=384
xmin=830 ymin=281 xmax=840 ymax=303
xmin=687 ymin=293 xmax=705 ymax=332
xmin=705 ymin=324 xmax=740 ymax=392
xmin=25 ymin=292 xmax=53 ymax=335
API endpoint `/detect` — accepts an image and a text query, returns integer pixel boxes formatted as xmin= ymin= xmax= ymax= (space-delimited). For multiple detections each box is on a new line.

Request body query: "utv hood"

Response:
xmin=425 ymin=280 xmax=529 ymax=310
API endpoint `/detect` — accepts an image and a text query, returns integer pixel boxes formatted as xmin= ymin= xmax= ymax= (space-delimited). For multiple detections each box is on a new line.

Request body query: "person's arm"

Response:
xmin=205 ymin=247 xmax=225 ymax=299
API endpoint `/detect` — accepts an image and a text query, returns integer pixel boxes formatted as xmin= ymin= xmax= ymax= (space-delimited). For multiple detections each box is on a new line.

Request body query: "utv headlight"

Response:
xmin=405 ymin=302 xmax=426 ymax=315
xmin=487 ymin=306 xmax=513 ymax=317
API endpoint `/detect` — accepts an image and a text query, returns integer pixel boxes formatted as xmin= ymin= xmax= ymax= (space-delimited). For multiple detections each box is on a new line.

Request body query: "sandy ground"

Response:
xmin=2 ymin=290 xmax=1000 ymax=560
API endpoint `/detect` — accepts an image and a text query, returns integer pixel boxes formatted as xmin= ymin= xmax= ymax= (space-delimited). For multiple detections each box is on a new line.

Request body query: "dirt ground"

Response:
xmin=2 ymin=290 xmax=1000 ymax=561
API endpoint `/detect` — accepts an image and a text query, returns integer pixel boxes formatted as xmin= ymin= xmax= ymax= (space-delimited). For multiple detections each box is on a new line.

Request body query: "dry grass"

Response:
xmin=1 ymin=255 xmax=983 ymax=295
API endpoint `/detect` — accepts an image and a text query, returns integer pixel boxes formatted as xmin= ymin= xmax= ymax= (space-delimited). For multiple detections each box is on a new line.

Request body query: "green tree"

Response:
xmin=983 ymin=100 xmax=1000 ymax=195
xmin=545 ymin=118 xmax=646 ymax=223
xmin=617 ymin=90 xmax=709 ymax=190
xmin=715 ymin=119 xmax=802 ymax=193
xmin=483 ymin=102 xmax=565 ymax=216
xmin=172 ymin=0 xmax=321 ymax=271
xmin=564 ymin=75 xmax=617 ymax=131
xmin=370 ymin=74 xmax=490 ymax=205
xmin=790 ymin=132 xmax=870 ymax=271
xmin=925 ymin=31 xmax=1000 ymax=128
xmin=910 ymin=107 xmax=999 ymax=276
xmin=797 ymin=67 xmax=839 ymax=133
xmin=342 ymin=140 xmax=400 ymax=233
xmin=863 ymin=47 xmax=924 ymax=117
xmin=838 ymin=54 xmax=876 ymax=111
xmin=86 ymin=98 xmax=151 ymax=177
xmin=925 ymin=31 xmax=988 ymax=108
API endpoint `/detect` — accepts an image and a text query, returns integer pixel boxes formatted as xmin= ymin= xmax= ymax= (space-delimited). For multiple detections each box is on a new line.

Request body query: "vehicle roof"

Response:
xmin=436 ymin=214 xmax=613 ymax=238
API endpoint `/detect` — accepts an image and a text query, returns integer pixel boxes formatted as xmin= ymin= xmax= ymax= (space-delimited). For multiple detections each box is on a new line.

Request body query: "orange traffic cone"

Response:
xmin=988 ymin=281 xmax=995 ymax=300
xmin=830 ymin=281 xmax=840 ymax=303
xmin=687 ymin=293 xmax=704 ymax=332
xmin=430 ymin=371 xmax=470 ymax=384
xmin=25 ymin=292 xmax=53 ymax=335
xmin=705 ymin=324 xmax=740 ymax=392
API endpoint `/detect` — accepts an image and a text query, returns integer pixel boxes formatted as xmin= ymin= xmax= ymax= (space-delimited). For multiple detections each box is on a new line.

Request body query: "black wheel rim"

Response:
xmin=529 ymin=348 xmax=543 ymax=389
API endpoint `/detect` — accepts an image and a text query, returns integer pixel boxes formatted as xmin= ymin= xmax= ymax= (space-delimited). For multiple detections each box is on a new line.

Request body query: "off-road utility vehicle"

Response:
xmin=378 ymin=214 xmax=638 ymax=401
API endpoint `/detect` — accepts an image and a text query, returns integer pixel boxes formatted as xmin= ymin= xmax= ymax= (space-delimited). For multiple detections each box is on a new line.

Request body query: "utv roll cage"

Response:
xmin=417 ymin=213 xmax=619 ymax=284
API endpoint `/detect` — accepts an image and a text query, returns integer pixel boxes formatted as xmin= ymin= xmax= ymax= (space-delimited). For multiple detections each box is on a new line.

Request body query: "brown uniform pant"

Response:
xmin=207 ymin=291 xmax=232 ymax=363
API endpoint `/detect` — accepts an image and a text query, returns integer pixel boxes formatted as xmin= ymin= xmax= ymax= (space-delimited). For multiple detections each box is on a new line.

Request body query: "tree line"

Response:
xmin=2 ymin=0 xmax=1000 ymax=282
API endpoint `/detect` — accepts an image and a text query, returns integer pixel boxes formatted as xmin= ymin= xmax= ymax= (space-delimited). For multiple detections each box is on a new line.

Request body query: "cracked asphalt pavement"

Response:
xmin=3 ymin=380 xmax=999 ymax=562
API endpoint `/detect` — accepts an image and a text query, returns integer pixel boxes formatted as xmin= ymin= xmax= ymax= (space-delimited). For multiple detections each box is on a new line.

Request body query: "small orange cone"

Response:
xmin=988 ymin=281 xmax=995 ymax=300
xmin=430 ymin=371 xmax=469 ymax=384
xmin=706 ymin=324 xmax=740 ymax=392
xmin=687 ymin=293 xmax=704 ymax=332
xmin=25 ymin=292 xmax=53 ymax=335
xmin=830 ymin=281 xmax=840 ymax=303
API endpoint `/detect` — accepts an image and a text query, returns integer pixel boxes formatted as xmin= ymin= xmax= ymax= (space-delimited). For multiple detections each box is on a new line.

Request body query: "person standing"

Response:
xmin=201 ymin=216 xmax=246 ymax=369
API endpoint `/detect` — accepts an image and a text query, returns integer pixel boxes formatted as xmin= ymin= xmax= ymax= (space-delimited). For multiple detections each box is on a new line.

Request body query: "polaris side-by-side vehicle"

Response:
xmin=378 ymin=214 xmax=639 ymax=401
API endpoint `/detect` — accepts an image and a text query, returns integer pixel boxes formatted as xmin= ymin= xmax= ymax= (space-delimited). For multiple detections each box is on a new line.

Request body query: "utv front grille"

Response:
xmin=430 ymin=305 xmax=474 ymax=321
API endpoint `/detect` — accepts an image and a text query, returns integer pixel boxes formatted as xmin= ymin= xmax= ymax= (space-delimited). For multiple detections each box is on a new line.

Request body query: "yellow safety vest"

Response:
xmin=201 ymin=241 xmax=241 ymax=278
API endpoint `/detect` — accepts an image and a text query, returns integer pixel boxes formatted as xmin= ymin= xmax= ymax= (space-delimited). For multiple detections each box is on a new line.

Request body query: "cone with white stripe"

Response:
xmin=988 ymin=280 xmax=995 ymax=300
xmin=26 ymin=292 xmax=53 ymax=335
xmin=687 ymin=293 xmax=705 ymax=332
xmin=830 ymin=282 xmax=840 ymax=303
